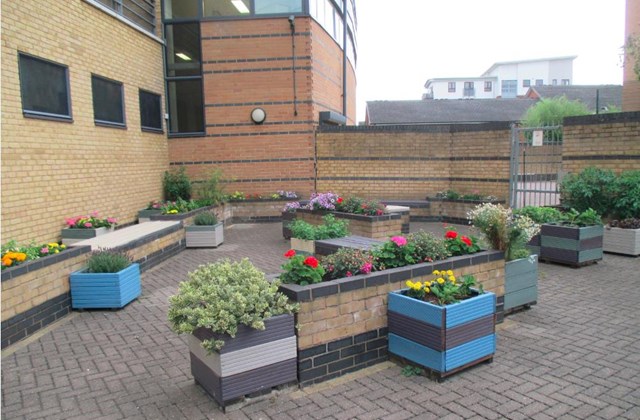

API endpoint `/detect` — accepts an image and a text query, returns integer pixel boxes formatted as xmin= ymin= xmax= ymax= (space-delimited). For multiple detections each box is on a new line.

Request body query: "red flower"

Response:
xmin=461 ymin=236 xmax=472 ymax=246
xmin=284 ymin=249 xmax=296 ymax=258
xmin=445 ymin=230 xmax=458 ymax=239
xmin=303 ymin=256 xmax=319 ymax=268
xmin=337 ymin=197 xmax=343 ymax=204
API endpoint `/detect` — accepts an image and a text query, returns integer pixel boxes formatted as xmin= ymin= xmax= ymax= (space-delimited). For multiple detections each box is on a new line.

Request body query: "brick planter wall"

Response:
xmin=427 ymin=198 xmax=506 ymax=224
xmin=294 ymin=209 xmax=405 ymax=240
xmin=279 ymin=250 xmax=505 ymax=386
xmin=228 ymin=199 xmax=290 ymax=223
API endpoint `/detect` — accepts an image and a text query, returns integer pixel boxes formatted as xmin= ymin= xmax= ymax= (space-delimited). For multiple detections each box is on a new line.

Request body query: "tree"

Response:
xmin=522 ymin=96 xmax=590 ymax=127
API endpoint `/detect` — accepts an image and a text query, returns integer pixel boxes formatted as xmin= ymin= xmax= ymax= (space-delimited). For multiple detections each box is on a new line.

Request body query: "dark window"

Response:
xmin=484 ymin=81 xmax=492 ymax=92
xmin=92 ymin=75 xmax=125 ymax=127
xmin=523 ymin=79 xmax=531 ymax=87
xmin=166 ymin=0 xmax=200 ymax=18
xmin=448 ymin=82 xmax=456 ymax=93
xmin=18 ymin=53 xmax=71 ymax=121
xmin=167 ymin=80 xmax=204 ymax=134
xmin=535 ymin=79 xmax=543 ymax=86
xmin=552 ymin=79 xmax=558 ymax=86
xmin=561 ymin=79 xmax=570 ymax=86
xmin=139 ymin=90 xmax=163 ymax=132
xmin=166 ymin=23 xmax=201 ymax=77
xmin=96 ymin=0 xmax=156 ymax=33
xmin=255 ymin=0 xmax=302 ymax=14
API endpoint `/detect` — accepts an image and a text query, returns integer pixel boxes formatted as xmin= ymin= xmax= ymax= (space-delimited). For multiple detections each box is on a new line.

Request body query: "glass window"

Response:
xmin=203 ymin=0 xmax=250 ymax=16
xmin=139 ymin=90 xmax=162 ymax=132
xmin=562 ymin=79 xmax=570 ymax=86
xmin=484 ymin=81 xmax=492 ymax=92
xmin=164 ymin=0 xmax=200 ymax=19
xmin=18 ymin=53 xmax=71 ymax=120
xmin=167 ymin=80 xmax=204 ymax=134
xmin=448 ymin=82 xmax=456 ymax=93
xmin=552 ymin=79 xmax=558 ymax=86
xmin=255 ymin=0 xmax=302 ymax=14
xmin=97 ymin=0 xmax=155 ymax=32
xmin=501 ymin=80 xmax=517 ymax=98
xmin=535 ymin=79 xmax=543 ymax=86
xmin=166 ymin=23 xmax=201 ymax=77
xmin=92 ymin=75 xmax=125 ymax=126
xmin=523 ymin=79 xmax=530 ymax=87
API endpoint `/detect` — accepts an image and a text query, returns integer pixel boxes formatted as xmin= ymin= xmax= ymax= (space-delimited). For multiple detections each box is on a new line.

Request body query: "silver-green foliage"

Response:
xmin=522 ymin=97 xmax=590 ymax=127
xmin=167 ymin=258 xmax=298 ymax=352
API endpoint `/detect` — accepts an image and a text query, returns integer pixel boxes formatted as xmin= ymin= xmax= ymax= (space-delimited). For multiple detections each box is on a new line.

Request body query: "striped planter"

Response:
xmin=185 ymin=223 xmax=224 ymax=248
xmin=69 ymin=263 xmax=141 ymax=309
xmin=540 ymin=224 xmax=603 ymax=266
xmin=526 ymin=234 xmax=541 ymax=256
xmin=62 ymin=227 xmax=113 ymax=245
xmin=603 ymin=226 xmax=640 ymax=256
xmin=189 ymin=314 xmax=297 ymax=408
xmin=388 ymin=290 xmax=496 ymax=380
xmin=504 ymin=255 xmax=538 ymax=313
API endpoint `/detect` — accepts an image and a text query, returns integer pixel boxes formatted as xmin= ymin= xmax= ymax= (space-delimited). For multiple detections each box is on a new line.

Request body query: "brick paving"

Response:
xmin=2 ymin=222 xmax=640 ymax=419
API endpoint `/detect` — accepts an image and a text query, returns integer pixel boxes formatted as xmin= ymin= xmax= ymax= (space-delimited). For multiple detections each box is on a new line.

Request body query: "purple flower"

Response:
xmin=40 ymin=247 xmax=49 ymax=254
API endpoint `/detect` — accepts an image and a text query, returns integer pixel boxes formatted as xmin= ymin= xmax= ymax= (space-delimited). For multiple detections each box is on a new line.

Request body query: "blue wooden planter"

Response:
xmin=388 ymin=290 xmax=496 ymax=379
xmin=70 ymin=263 xmax=141 ymax=309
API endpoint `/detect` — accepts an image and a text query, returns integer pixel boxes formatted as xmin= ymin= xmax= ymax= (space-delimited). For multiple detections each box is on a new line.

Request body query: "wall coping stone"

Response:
xmin=564 ymin=111 xmax=640 ymax=126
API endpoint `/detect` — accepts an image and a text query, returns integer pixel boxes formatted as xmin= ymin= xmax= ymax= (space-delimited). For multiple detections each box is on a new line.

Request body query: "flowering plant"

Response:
xmin=468 ymin=203 xmax=540 ymax=261
xmin=65 ymin=211 xmax=117 ymax=229
xmin=322 ymin=248 xmax=374 ymax=280
xmin=145 ymin=200 xmax=164 ymax=210
xmin=1 ymin=240 xmax=67 ymax=270
xmin=277 ymin=190 xmax=298 ymax=199
xmin=371 ymin=236 xmax=417 ymax=270
xmin=443 ymin=228 xmax=481 ymax=256
xmin=307 ymin=192 xmax=341 ymax=211
xmin=279 ymin=250 xmax=325 ymax=286
xmin=227 ymin=191 xmax=246 ymax=201
xmin=283 ymin=201 xmax=302 ymax=212
xmin=336 ymin=196 xmax=385 ymax=216
xmin=160 ymin=198 xmax=203 ymax=214
xmin=405 ymin=270 xmax=482 ymax=306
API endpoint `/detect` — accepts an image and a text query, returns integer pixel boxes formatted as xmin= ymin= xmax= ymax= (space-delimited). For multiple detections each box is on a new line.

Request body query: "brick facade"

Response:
xmin=1 ymin=0 xmax=167 ymax=244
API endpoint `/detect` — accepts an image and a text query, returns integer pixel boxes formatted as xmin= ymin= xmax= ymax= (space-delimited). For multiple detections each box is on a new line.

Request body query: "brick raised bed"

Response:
xmin=278 ymin=250 xmax=505 ymax=386
xmin=426 ymin=198 xmax=506 ymax=224
xmin=293 ymin=209 xmax=408 ymax=240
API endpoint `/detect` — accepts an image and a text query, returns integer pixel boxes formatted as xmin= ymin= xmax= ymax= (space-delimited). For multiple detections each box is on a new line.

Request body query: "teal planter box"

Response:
xmin=540 ymin=224 xmax=603 ymax=266
xmin=504 ymin=255 xmax=538 ymax=313
xmin=70 ymin=263 xmax=141 ymax=309
xmin=388 ymin=289 xmax=496 ymax=380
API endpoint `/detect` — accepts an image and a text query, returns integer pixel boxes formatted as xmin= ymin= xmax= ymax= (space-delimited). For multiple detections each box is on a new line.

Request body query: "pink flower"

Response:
xmin=360 ymin=262 xmax=373 ymax=274
xmin=90 ymin=211 xmax=99 ymax=217
xmin=84 ymin=222 xmax=93 ymax=228
xmin=40 ymin=247 xmax=49 ymax=254
xmin=65 ymin=217 xmax=77 ymax=227
xmin=107 ymin=218 xmax=117 ymax=224
xmin=391 ymin=236 xmax=407 ymax=247
xmin=346 ymin=271 xmax=352 ymax=277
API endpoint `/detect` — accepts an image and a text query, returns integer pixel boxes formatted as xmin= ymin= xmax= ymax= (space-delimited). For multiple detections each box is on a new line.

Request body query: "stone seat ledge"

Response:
xmin=69 ymin=221 xmax=182 ymax=251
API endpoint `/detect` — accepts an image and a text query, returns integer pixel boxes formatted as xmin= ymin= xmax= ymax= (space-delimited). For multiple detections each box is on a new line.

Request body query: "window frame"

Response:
xmin=484 ymin=81 xmax=492 ymax=92
xmin=522 ymin=79 xmax=531 ymax=88
xmin=139 ymin=89 xmax=164 ymax=133
xmin=448 ymin=82 xmax=456 ymax=93
xmin=18 ymin=52 xmax=73 ymax=122
xmin=91 ymin=74 xmax=127 ymax=128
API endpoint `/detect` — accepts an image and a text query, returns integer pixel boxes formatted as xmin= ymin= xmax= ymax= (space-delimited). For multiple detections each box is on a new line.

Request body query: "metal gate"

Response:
xmin=509 ymin=125 xmax=563 ymax=208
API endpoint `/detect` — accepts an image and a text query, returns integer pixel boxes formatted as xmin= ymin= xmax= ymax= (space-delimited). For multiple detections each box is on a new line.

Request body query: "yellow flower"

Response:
xmin=432 ymin=270 xmax=440 ymax=275
xmin=412 ymin=281 xmax=422 ymax=290
xmin=449 ymin=275 xmax=456 ymax=282
xmin=406 ymin=280 xmax=414 ymax=288
xmin=447 ymin=270 xmax=453 ymax=276
xmin=437 ymin=277 xmax=445 ymax=284
xmin=60 ymin=244 xmax=66 ymax=249
xmin=424 ymin=287 xmax=430 ymax=293
xmin=169 ymin=209 xmax=178 ymax=214
xmin=15 ymin=253 xmax=27 ymax=261
xmin=48 ymin=243 xmax=59 ymax=248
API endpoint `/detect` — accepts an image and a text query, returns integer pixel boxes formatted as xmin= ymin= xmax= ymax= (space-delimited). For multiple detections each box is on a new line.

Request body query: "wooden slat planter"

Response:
xmin=69 ymin=263 xmax=141 ymax=309
xmin=388 ymin=290 xmax=496 ymax=380
xmin=186 ymin=223 xmax=224 ymax=248
xmin=188 ymin=314 xmax=297 ymax=409
xmin=527 ymin=234 xmax=541 ymax=256
xmin=504 ymin=255 xmax=538 ymax=313
xmin=540 ymin=224 xmax=603 ymax=266
xmin=603 ymin=226 xmax=640 ymax=256
xmin=62 ymin=227 xmax=113 ymax=245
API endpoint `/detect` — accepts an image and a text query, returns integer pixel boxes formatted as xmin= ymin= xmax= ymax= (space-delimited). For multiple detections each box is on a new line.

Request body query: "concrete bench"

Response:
xmin=315 ymin=235 xmax=383 ymax=256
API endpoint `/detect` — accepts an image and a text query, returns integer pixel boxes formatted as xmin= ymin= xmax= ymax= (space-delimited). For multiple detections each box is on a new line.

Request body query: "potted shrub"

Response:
xmin=603 ymin=218 xmax=640 ymax=256
xmin=288 ymin=214 xmax=349 ymax=255
xmin=69 ymin=249 xmax=140 ymax=309
xmin=185 ymin=212 xmax=223 ymax=248
xmin=168 ymin=259 xmax=298 ymax=408
xmin=388 ymin=270 xmax=496 ymax=380
xmin=468 ymin=203 xmax=540 ymax=313
xmin=62 ymin=212 xmax=117 ymax=245
xmin=539 ymin=208 xmax=604 ymax=266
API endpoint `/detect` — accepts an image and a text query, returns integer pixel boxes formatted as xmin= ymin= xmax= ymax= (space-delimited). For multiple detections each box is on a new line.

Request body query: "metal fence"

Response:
xmin=509 ymin=125 xmax=564 ymax=208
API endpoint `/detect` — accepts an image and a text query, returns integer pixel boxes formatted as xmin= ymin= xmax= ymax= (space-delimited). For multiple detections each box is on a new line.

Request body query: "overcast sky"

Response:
xmin=354 ymin=0 xmax=627 ymax=122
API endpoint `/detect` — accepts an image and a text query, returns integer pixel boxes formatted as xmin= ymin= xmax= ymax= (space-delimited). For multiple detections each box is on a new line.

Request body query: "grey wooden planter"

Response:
xmin=540 ymin=224 xmax=603 ymax=266
xmin=504 ymin=255 xmax=538 ymax=313
xmin=62 ymin=227 xmax=113 ymax=245
xmin=188 ymin=314 xmax=297 ymax=408
xmin=137 ymin=208 xmax=163 ymax=223
xmin=603 ymin=226 xmax=640 ymax=256
xmin=185 ymin=223 xmax=224 ymax=248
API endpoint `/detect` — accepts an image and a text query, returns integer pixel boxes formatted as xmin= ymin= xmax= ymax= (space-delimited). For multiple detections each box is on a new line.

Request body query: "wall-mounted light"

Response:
xmin=250 ymin=108 xmax=266 ymax=124
xmin=176 ymin=52 xmax=192 ymax=61
xmin=231 ymin=0 xmax=250 ymax=14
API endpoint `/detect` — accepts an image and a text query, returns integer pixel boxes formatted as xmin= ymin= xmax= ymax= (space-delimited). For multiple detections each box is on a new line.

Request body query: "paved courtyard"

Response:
xmin=2 ymin=222 xmax=640 ymax=419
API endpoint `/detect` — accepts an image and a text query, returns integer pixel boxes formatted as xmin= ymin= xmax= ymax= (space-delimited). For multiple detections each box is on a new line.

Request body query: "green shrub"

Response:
xmin=86 ymin=249 xmax=132 ymax=273
xmin=406 ymin=231 xmax=450 ymax=262
xmin=321 ymin=248 xmax=374 ymax=280
xmin=288 ymin=219 xmax=318 ymax=240
xmin=168 ymin=259 xmax=298 ymax=352
xmin=560 ymin=208 xmax=602 ymax=227
xmin=196 ymin=169 xmax=226 ymax=206
xmin=372 ymin=236 xmax=416 ymax=270
xmin=289 ymin=214 xmax=349 ymax=240
xmin=163 ymin=167 xmax=192 ymax=201
xmin=194 ymin=212 xmax=218 ymax=226
xmin=514 ymin=206 xmax=563 ymax=224
xmin=560 ymin=167 xmax=617 ymax=217
xmin=613 ymin=170 xmax=640 ymax=219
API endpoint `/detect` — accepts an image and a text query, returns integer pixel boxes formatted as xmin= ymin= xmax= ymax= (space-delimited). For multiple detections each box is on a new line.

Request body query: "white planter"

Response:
xmin=290 ymin=238 xmax=315 ymax=255
xmin=185 ymin=223 xmax=224 ymax=248
xmin=603 ymin=226 xmax=640 ymax=256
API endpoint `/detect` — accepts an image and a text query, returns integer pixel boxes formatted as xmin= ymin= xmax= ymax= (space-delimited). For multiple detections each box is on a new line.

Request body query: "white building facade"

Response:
xmin=424 ymin=56 xmax=576 ymax=99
